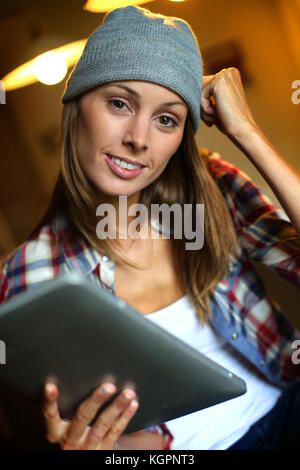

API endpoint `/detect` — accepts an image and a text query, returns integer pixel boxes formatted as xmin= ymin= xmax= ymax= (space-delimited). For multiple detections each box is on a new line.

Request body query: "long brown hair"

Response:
xmin=31 ymin=99 xmax=238 ymax=324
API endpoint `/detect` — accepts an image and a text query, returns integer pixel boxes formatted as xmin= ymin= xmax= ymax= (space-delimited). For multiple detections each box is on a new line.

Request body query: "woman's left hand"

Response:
xmin=201 ymin=67 xmax=258 ymax=138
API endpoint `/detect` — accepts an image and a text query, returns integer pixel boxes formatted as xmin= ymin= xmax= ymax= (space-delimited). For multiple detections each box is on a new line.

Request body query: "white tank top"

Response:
xmin=146 ymin=295 xmax=282 ymax=450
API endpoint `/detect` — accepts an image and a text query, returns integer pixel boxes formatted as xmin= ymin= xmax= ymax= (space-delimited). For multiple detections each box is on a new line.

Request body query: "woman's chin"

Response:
xmin=93 ymin=184 xmax=143 ymax=201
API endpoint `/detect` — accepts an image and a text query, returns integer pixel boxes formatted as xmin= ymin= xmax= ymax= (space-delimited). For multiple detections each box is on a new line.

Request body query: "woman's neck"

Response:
xmin=96 ymin=190 xmax=146 ymax=249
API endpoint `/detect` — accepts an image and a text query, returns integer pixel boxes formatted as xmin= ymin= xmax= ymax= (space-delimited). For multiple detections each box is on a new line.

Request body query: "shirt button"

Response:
xmin=102 ymin=255 xmax=109 ymax=262
xmin=260 ymin=360 xmax=265 ymax=365
xmin=232 ymin=332 xmax=238 ymax=340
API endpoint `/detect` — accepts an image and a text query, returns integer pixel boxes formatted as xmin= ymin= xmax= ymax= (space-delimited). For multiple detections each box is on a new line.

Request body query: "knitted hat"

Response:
xmin=62 ymin=5 xmax=203 ymax=133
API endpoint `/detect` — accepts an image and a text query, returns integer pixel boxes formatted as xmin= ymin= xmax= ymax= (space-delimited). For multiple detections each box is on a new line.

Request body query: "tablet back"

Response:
xmin=0 ymin=272 xmax=246 ymax=434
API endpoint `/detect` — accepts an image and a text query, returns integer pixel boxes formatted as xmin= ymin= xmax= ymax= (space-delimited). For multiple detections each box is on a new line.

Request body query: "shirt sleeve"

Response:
xmin=144 ymin=424 xmax=174 ymax=449
xmin=0 ymin=261 xmax=9 ymax=305
xmin=206 ymin=150 xmax=300 ymax=290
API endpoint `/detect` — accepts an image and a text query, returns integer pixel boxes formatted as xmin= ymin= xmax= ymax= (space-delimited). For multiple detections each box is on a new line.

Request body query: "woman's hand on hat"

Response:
xmin=201 ymin=67 xmax=259 ymax=139
xmin=43 ymin=381 xmax=140 ymax=450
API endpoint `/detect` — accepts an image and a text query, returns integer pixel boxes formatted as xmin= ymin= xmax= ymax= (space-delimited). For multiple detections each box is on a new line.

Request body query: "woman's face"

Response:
xmin=76 ymin=80 xmax=188 ymax=202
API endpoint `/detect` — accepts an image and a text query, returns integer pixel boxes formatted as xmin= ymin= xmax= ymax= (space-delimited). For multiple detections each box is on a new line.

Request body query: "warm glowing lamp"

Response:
xmin=84 ymin=0 xmax=155 ymax=13
xmin=33 ymin=51 xmax=68 ymax=85
xmin=1 ymin=39 xmax=86 ymax=91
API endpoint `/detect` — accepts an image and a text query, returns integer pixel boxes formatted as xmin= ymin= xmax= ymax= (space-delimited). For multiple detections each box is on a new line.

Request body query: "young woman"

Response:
xmin=1 ymin=5 xmax=300 ymax=451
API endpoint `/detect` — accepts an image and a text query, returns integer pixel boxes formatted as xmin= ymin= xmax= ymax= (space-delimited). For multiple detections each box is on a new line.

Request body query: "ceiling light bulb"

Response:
xmin=33 ymin=51 xmax=68 ymax=85
xmin=83 ymin=0 xmax=154 ymax=13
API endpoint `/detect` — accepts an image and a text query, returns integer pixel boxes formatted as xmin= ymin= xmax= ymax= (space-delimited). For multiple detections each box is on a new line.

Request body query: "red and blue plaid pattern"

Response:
xmin=205 ymin=151 xmax=300 ymax=387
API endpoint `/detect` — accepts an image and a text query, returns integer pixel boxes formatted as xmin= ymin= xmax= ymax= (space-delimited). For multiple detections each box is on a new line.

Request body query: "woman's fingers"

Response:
xmin=101 ymin=398 xmax=139 ymax=450
xmin=202 ymin=74 xmax=215 ymax=88
xmin=43 ymin=381 xmax=139 ymax=450
xmin=201 ymin=68 xmax=257 ymax=136
xmin=83 ymin=388 xmax=139 ymax=450
xmin=43 ymin=383 xmax=65 ymax=443
xmin=62 ymin=382 xmax=117 ymax=449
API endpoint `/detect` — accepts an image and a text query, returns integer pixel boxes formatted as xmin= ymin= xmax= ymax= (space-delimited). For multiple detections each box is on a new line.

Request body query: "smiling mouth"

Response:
xmin=105 ymin=154 xmax=146 ymax=179
xmin=107 ymin=154 xmax=146 ymax=170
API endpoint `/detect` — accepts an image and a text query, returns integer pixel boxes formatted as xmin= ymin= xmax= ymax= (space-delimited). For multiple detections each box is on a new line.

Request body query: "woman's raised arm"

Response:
xmin=201 ymin=67 xmax=300 ymax=238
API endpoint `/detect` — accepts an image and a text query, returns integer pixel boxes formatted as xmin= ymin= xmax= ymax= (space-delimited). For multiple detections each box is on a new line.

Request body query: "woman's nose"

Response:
xmin=122 ymin=117 xmax=150 ymax=152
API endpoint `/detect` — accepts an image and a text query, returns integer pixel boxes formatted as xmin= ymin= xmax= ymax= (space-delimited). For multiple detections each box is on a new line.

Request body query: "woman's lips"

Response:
xmin=108 ymin=154 xmax=145 ymax=167
xmin=105 ymin=154 xmax=146 ymax=179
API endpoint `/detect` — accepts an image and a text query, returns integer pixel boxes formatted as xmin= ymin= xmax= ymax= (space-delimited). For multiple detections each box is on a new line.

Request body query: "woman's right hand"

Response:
xmin=43 ymin=381 xmax=139 ymax=450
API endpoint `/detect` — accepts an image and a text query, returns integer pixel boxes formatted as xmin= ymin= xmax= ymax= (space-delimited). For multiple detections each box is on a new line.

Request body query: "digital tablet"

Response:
xmin=0 ymin=272 xmax=246 ymax=434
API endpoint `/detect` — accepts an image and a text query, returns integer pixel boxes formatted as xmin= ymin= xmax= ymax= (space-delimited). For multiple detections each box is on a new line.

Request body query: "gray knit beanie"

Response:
xmin=62 ymin=5 xmax=203 ymax=133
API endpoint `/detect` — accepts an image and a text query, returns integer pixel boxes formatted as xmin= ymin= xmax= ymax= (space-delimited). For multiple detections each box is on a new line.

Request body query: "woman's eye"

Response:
xmin=158 ymin=115 xmax=177 ymax=127
xmin=109 ymin=99 xmax=128 ymax=110
xmin=108 ymin=100 xmax=177 ymax=128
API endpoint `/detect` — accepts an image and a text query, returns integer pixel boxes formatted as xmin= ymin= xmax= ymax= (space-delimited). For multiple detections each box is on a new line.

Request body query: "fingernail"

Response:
xmin=102 ymin=383 xmax=116 ymax=394
xmin=129 ymin=400 xmax=139 ymax=410
xmin=123 ymin=389 xmax=135 ymax=400
xmin=45 ymin=383 xmax=55 ymax=396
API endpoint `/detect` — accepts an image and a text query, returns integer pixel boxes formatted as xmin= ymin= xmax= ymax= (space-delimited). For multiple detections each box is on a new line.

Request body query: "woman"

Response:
xmin=1 ymin=5 xmax=300 ymax=450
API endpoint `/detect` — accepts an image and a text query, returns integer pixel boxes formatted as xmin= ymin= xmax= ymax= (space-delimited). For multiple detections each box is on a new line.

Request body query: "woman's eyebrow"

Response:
xmin=104 ymin=83 xmax=186 ymax=107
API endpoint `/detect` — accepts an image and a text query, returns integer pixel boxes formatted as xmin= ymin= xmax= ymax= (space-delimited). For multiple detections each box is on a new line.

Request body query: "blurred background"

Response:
xmin=0 ymin=0 xmax=299 ymax=326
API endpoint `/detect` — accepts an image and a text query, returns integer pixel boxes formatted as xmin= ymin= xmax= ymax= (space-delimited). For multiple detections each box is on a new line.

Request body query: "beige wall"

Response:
xmin=193 ymin=0 xmax=300 ymax=206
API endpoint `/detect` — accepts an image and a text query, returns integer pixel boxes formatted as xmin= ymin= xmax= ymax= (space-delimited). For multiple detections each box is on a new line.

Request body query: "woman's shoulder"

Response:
xmin=199 ymin=148 xmax=252 ymax=186
xmin=0 ymin=219 xmax=61 ymax=303
xmin=199 ymin=148 xmax=267 ymax=210
xmin=2 ymin=222 xmax=56 ymax=268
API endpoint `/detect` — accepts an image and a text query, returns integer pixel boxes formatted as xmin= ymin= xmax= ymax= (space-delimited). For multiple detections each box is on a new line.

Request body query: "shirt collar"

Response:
xmin=50 ymin=213 xmax=103 ymax=276
xmin=50 ymin=213 xmax=167 ymax=289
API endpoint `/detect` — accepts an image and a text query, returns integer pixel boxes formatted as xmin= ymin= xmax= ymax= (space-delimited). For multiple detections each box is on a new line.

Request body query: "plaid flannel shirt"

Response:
xmin=1 ymin=150 xmax=300 ymax=448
